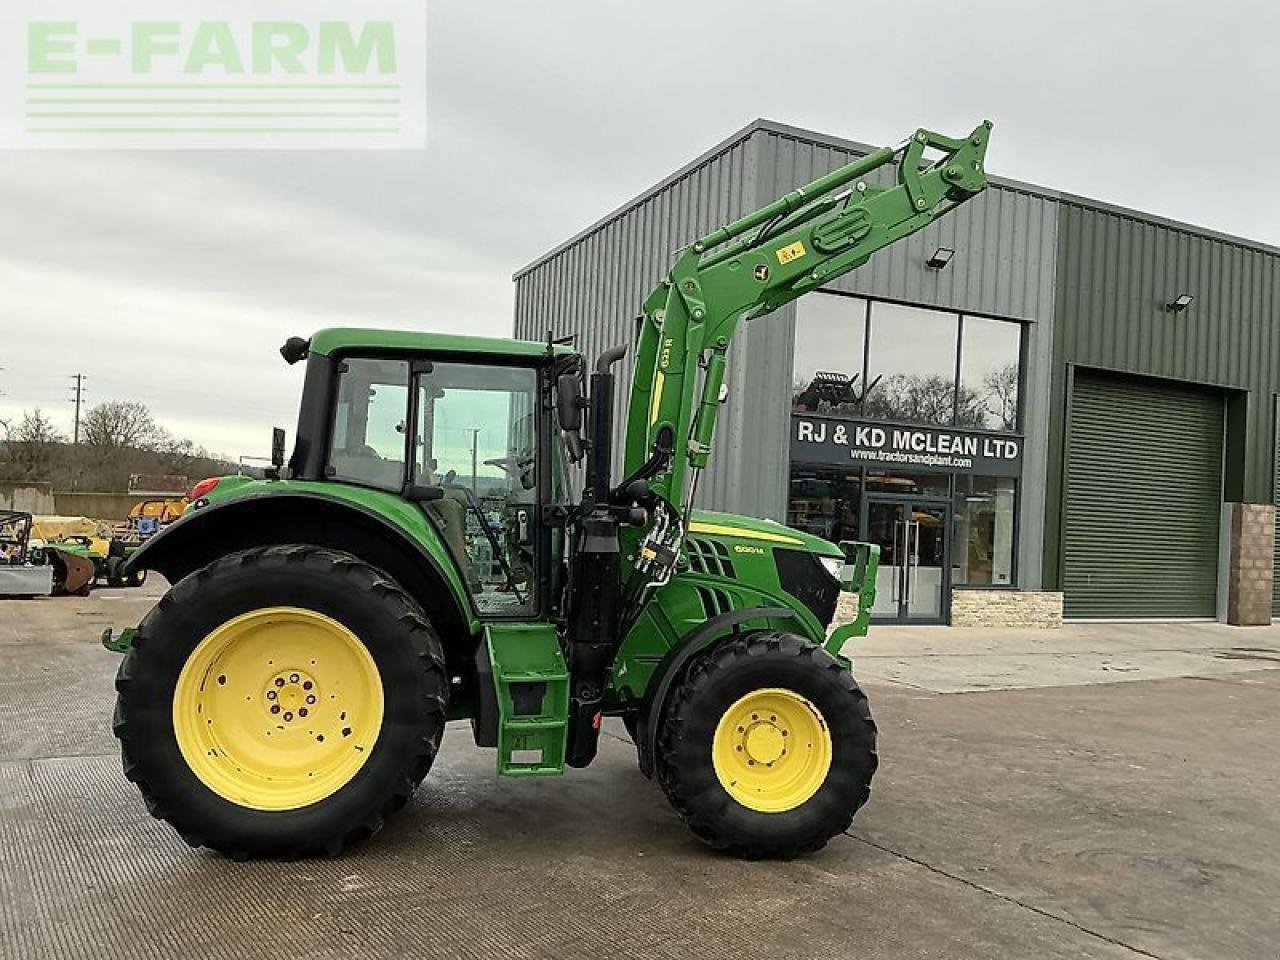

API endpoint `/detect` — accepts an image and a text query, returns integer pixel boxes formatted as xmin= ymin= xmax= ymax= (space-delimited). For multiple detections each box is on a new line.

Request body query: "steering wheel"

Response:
xmin=484 ymin=455 xmax=536 ymax=490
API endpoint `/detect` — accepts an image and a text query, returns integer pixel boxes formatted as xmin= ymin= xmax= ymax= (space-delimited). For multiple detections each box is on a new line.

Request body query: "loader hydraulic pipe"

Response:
xmin=688 ymin=349 xmax=727 ymax=471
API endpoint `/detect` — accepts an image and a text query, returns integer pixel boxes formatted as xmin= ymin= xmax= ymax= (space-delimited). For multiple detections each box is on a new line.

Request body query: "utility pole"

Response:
xmin=470 ymin=429 xmax=479 ymax=498
xmin=68 ymin=373 xmax=86 ymax=444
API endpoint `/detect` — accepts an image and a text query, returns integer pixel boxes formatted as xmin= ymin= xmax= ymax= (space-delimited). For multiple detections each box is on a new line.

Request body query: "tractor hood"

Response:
xmin=687 ymin=509 xmax=841 ymax=558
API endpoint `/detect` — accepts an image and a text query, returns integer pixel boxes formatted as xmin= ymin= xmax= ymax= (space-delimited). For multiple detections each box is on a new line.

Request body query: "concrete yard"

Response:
xmin=3 ymin=585 xmax=1278 ymax=960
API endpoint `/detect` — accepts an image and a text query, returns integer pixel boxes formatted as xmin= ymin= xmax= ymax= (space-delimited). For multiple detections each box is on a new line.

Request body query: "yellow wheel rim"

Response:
xmin=711 ymin=687 xmax=832 ymax=813
xmin=172 ymin=607 xmax=384 ymax=812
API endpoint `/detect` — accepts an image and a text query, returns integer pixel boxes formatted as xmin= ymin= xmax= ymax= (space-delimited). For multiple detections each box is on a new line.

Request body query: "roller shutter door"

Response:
xmin=1063 ymin=370 xmax=1223 ymax=618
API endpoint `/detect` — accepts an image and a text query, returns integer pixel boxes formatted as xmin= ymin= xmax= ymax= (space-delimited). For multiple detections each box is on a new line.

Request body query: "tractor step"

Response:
xmin=483 ymin=623 xmax=569 ymax=777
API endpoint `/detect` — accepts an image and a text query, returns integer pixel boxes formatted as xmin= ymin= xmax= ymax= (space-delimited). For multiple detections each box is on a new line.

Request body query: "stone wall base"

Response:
xmin=1225 ymin=502 xmax=1274 ymax=626
xmin=951 ymin=589 xmax=1063 ymax=628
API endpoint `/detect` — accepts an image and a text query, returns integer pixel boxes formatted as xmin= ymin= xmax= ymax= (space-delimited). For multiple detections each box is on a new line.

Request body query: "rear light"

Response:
xmin=189 ymin=477 xmax=221 ymax=501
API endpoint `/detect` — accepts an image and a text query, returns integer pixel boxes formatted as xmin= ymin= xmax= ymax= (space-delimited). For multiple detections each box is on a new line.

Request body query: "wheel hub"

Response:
xmin=265 ymin=670 xmax=319 ymax=723
xmin=743 ymin=721 xmax=786 ymax=765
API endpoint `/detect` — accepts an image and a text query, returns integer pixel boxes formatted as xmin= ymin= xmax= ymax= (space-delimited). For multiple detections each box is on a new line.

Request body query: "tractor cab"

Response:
xmin=271 ymin=329 xmax=579 ymax=622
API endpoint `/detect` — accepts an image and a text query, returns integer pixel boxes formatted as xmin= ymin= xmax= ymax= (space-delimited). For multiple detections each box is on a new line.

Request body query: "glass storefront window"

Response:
xmin=864 ymin=302 xmax=961 ymax=426
xmin=864 ymin=470 xmax=951 ymax=499
xmin=792 ymin=294 xmax=867 ymax=414
xmin=952 ymin=475 xmax=1016 ymax=585
xmin=787 ymin=468 xmax=863 ymax=543
xmin=958 ymin=316 xmax=1022 ymax=432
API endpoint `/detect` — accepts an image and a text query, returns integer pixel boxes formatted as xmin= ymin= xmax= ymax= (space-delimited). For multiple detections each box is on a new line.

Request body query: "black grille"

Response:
xmin=695 ymin=586 xmax=733 ymax=618
xmin=685 ymin=538 xmax=736 ymax=578
xmin=773 ymin=549 xmax=840 ymax=626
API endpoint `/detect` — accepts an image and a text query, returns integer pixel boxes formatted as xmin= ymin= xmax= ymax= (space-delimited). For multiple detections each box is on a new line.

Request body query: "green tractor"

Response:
xmin=107 ymin=122 xmax=991 ymax=859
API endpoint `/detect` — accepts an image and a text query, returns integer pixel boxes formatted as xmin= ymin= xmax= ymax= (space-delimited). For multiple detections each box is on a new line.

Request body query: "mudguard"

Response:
xmin=125 ymin=484 xmax=480 ymax=640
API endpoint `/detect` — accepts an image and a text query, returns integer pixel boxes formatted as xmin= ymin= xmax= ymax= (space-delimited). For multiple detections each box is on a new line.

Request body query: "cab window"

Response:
xmin=415 ymin=362 xmax=539 ymax=616
xmin=328 ymin=358 xmax=409 ymax=491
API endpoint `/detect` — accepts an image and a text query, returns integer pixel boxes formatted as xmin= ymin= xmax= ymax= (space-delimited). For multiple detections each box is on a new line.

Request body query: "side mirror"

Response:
xmin=556 ymin=373 xmax=583 ymax=431
xmin=556 ymin=372 xmax=585 ymax=463
xmin=271 ymin=427 xmax=286 ymax=469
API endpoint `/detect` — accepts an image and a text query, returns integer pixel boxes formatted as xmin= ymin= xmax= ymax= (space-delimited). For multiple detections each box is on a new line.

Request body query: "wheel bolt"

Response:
xmin=283 ymin=712 xmax=293 ymax=721
xmin=270 ymin=705 xmax=280 ymax=714
xmin=289 ymin=673 xmax=299 ymax=683
xmin=299 ymin=708 xmax=308 ymax=718
xmin=266 ymin=690 xmax=277 ymax=700
xmin=274 ymin=678 xmax=284 ymax=687
xmin=303 ymin=681 xmax=313 ymax=691
xmin=306 ymin=695 xmax=316 ymax=705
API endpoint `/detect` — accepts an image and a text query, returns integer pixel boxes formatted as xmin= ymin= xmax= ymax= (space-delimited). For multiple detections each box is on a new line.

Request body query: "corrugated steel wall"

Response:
xmin=1043 ymin=201 xmax=1280 ymax=588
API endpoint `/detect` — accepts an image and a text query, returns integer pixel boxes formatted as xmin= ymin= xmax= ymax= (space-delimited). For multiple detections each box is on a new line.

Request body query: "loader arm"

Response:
xmin=621 ymin=121 xmax=992 ymax=532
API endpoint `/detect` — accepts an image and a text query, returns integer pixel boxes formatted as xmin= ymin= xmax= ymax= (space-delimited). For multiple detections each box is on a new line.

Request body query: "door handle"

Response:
xmin=891 ymin=519 xmax=903 ymax=603
xmin=907 ymin=519 xmax=920 ymax=603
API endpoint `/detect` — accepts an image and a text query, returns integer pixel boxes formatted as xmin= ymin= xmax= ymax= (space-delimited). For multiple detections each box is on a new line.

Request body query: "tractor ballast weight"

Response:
xmin=111 ymin=121 xmax=992 ymax=859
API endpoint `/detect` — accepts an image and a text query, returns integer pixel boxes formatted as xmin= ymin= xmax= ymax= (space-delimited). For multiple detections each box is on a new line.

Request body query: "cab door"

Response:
xmin=409 ymin=359 xmax=549 ymax=618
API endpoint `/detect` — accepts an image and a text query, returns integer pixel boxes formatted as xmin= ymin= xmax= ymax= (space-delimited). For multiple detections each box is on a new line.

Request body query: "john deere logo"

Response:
xmin=754 ymin=264 xmax=770 ymax=282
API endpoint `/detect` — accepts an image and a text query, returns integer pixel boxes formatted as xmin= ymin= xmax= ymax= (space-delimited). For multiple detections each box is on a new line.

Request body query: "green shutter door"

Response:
xmin=1063 ymin=370 xmax=1223 ymax=618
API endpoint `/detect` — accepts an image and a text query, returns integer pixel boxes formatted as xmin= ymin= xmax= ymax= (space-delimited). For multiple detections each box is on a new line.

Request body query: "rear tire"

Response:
xmin=113 ymin=544 xmax=448 ymax=859
xmin=656 ymin=631 xmax=876 ymax=859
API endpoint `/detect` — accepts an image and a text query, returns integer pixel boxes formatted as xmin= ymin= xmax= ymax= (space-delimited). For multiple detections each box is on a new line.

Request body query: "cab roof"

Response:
xmin=308 ymin=328 xmax=576 ymax=360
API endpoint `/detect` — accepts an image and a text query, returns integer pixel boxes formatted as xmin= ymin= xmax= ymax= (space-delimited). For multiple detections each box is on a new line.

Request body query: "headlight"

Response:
xmin=818 ymin=555 xmax=845 ymax=581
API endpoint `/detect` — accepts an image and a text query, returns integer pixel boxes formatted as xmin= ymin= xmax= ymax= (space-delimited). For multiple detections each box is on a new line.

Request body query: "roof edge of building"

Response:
xmin=514 ymin=118 xmax=1280 ymax=281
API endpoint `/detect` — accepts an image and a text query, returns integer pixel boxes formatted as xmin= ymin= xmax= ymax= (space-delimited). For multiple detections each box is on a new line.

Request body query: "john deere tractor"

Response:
xmin=107 ymin=122 xmax=991 ymax=859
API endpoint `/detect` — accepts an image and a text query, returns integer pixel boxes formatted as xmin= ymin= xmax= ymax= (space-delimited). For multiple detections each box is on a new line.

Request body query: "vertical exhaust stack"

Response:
xmin=564 ymin=343 xmax=628 ymax=768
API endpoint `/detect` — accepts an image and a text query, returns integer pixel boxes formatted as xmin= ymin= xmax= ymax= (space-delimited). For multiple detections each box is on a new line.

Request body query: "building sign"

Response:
xmin=790 ymin=413 xmax=1022 ymax=477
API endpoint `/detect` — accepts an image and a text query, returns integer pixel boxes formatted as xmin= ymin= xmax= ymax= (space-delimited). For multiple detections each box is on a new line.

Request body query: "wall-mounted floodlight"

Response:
xmin=1166 ymin=293 xmax=1194 ymax=312
xmin=926 ymin=247 xmax=955 ymax=270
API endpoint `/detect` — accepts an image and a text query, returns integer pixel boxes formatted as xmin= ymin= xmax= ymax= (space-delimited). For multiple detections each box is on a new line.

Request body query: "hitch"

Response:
xmin=101 ymin=626 xmax=137 ymax=654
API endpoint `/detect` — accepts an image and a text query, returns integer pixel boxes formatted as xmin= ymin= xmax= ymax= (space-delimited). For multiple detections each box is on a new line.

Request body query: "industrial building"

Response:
xmin=514 ymin=120 xmax=1278 ymax=627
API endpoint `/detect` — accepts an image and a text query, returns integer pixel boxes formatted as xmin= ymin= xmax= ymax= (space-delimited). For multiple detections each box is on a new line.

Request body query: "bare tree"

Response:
xmin=82 ymin=400 xmax=161 ymax=450
xmin=983 ymin=363 xmax=1019 ymax=432
xmin=863 ymin=374 xmax=961 ymax=426
xmin=0 ymin=408 xmax=66 ymax=483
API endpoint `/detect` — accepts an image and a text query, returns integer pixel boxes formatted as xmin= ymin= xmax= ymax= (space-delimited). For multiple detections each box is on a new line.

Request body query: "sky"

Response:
xmin=1 ymin=0 xmax=1276 ymax=460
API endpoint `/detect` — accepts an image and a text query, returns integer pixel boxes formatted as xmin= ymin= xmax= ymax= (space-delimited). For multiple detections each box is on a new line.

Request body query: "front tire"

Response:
xmin=113 ymin=545 xmax=448 ymax=859
xmin=656 ymin=631 xmax=876 ymax=859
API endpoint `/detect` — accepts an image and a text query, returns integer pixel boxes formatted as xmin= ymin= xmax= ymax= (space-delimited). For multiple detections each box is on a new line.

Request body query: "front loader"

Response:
xmin=107 ymin=121 xmax=991 ymax=859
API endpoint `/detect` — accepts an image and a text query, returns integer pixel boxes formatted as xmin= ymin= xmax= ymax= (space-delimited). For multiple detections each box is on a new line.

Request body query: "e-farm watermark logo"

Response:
xmin=1 ymin=1 xmax=426 ymax=148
